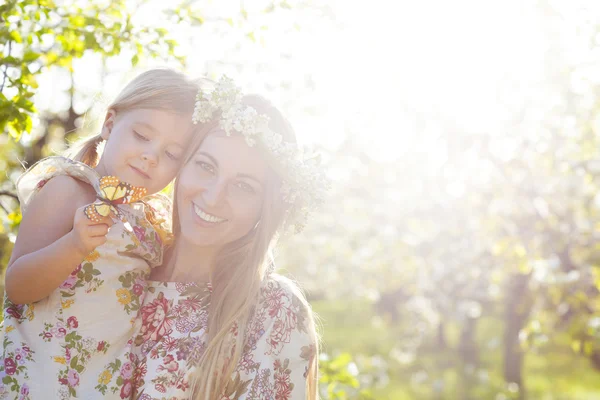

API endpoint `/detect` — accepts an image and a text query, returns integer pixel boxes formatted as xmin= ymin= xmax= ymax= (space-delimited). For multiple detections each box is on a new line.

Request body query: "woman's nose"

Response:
xmin=202 ymin=180 xmax=227 ymax=207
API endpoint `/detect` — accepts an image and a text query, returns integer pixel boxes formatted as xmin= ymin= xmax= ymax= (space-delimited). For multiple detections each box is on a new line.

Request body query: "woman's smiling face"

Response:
xmin=176 ymin=131 xmax=268 ymax=249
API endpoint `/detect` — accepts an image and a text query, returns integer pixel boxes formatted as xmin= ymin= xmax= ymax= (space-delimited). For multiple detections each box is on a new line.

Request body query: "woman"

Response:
xmin=130 ymin=77 xmax=326 ymax=400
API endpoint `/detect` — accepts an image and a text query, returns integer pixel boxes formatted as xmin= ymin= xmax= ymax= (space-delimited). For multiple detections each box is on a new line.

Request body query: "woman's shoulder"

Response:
xmin=247 ymin=273 xmax=318 ymax=364
xmin=258 ymin=273 xmax=315 ymax=322
xmin=260 ymin=273 xmax=305 ymax=296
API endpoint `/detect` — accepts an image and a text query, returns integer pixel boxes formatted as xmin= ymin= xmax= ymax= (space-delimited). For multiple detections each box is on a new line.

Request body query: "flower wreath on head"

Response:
xmin=192 ymin=76 xmax=329 ymax=233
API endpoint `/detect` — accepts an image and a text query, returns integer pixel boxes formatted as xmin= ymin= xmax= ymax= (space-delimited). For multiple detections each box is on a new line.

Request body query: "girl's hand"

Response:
xmin=68 ymin=204 xmax=115 ymax=259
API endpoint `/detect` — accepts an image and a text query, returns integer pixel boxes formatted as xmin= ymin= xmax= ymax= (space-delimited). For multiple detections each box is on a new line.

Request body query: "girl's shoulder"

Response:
xmin=16 ymin=156 xmax=100 ymax=212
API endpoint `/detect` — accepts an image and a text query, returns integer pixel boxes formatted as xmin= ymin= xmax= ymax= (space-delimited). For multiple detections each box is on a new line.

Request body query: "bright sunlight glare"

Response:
xmin=36 ymin=0 xmax=549 ymax=164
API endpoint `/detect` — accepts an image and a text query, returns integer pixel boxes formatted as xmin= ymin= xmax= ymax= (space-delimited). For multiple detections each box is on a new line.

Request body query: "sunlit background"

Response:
xmin=6 ymin=0 xmax=600 ymax=398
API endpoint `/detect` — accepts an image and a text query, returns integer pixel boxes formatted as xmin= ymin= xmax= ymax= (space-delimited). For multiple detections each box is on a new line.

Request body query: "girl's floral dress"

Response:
xmin=132 ymin=274 xmax=317 ymax=400
xmin=0 ymin=156 xmax=172 ymax=400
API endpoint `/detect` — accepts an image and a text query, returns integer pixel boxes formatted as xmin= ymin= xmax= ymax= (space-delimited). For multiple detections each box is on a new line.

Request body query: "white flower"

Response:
xmin=191 ymin=75 xmax=329 ymax=233
xmin=82 ymin=337 xmax=97 ymax=352
xmin=58 ymin=386 xmax=69 ymax=400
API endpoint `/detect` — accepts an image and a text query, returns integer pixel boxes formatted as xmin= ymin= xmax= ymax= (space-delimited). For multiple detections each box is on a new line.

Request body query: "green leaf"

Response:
xmin=9 ymin=31 xmax=22 ymax=43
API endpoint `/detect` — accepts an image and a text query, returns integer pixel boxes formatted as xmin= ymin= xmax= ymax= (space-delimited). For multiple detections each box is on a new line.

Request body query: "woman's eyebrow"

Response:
xmin=237 ymin=173 xmax=264 ymax=188
xmin=197 ymin=152 xmax=219 ymax=168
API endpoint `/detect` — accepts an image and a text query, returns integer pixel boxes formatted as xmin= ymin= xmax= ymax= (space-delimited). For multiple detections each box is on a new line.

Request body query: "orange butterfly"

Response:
xmin=84 ymin=176 xmax=147 ymax=223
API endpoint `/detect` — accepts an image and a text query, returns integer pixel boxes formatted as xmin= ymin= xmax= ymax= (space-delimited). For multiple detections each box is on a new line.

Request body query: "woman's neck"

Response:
xmin=153 ymin=237 xmax=217 ymax=283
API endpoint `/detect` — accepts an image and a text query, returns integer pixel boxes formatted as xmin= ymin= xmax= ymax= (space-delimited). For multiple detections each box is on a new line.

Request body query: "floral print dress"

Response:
xmin=0 ymin=156 xmax=171 ymax=400
xmin=132 ymin=275 xmax=317 ymax=400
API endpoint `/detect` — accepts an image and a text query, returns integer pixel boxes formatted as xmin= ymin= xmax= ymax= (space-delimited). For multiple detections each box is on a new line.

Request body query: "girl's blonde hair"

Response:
xmin=68 ymin=68 xmax=199 ymax=167
xmin=171 ymin=95 xmax=319 ymax=399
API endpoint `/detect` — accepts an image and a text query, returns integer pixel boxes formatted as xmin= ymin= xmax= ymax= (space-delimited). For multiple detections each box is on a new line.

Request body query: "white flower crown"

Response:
xmin=192 ymin=76 xmax=329 ymax=233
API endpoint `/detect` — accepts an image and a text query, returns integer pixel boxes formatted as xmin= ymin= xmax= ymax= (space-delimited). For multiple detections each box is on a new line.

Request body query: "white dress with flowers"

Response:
xmin=0 ymin=156 xmax=171 ymax=400
xmin=131 ymin=274 xmax=317 ymax=400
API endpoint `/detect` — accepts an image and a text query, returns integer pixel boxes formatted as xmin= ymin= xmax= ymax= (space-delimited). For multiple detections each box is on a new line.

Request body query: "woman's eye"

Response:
xmin=134 ymin=131 xmax=149 ymax=141
xmin=196 ymin=161 xmax=215 ymax=174
xmin=236 ymin=181 xmax=255 ymax=194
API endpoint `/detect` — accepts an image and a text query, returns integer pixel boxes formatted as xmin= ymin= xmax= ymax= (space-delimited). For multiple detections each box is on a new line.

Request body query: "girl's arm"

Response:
xmin=5 ymin=175 xmax=112 ymax=304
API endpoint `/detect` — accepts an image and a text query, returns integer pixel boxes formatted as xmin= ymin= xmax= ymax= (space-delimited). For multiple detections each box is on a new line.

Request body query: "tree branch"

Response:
xmin=1 ymin=40 xmax=12 ymax=92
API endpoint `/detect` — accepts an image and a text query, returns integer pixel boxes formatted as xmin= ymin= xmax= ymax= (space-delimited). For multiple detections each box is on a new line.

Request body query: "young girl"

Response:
xmin=0 ymin=69 xmax=199 ymax=400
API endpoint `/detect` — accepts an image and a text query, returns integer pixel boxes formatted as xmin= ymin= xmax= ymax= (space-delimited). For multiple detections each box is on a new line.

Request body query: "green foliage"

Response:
xmin=6 ymin=1 xmax=600 ymax=398
xmin=0 ymin=0 xmax=185 ymax=141
xmin=319 ymin=353 xmax=374 ymax=399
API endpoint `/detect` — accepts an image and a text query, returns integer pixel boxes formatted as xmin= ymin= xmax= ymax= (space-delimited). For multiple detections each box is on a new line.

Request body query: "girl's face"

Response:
xmin=96 ymin=108 xmax=193 ymax=194
xmin=176 ymin=132 xmax=268 ymax=249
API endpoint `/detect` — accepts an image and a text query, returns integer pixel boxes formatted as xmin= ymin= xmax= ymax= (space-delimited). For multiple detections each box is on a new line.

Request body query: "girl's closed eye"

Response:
xmin=165 ymin=150 xmax=179 ymax=161
xmin=133 ymin=130 xmax=149 ymax=141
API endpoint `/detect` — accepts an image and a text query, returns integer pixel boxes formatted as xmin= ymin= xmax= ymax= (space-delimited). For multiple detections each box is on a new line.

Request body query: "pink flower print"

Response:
xmin=120 ymin=362 xmax=134 ymax=380
xmin=134 ymin=361 xmax=147 ymax=387
xmin=155 ymin=383 xmax=166 ymax=393
xmin=67 ymin=369 xmax=80 ymax=387
xmin=162 ymin=354 xmax=178 ymax=373
xmin=4 ymin=358 xmax=16 ymax=375
xmin=59 ymin=378 xmax=68 ymax=386
xmin=5 ymin=304 xmax=23 ymax=320
xmin=36 ymin=179 xmax=48 ymax=190
xmin=176 ymin=374 xmax=189 ymax=391
xmin=163 ymin=336 xmax=178 ymax=352
xmin=139 ymin=292 xmax=172 ymax=341
xmin=59 ymin=275 xmax=77 ymax=290
xmin=150 ymin=347 xmax=160 ymax=360
xmin=42 ymin=331 xmax=53 ymax=340
xmin=51 ymin=322 xmax=67 ymax=339
xmin=133 ymin=283 xmax=144 ymax=296
xmin=19 ymin=383 xmax=29 ymax=397
xmin=120 ymin=380 xmax=132 ymax=399
xmin=65 ymin=347 xmax=71 ymax=361
xmin=274 ymin=367 xmax=293 ymax=399
xmin=15 ymin=348 xmax=26 ymax=363
xmin=97 ymin=341 xmax=106 ymax=352
xmin=21 ymin=346 xmax=30 ymax=354
xmin=72 ymin=263 xmax=82 ymax=275
xmin=133 ymin=226 xmax=146 ymax=244
xmin=66 ymin=316 xmax=78 ymax=329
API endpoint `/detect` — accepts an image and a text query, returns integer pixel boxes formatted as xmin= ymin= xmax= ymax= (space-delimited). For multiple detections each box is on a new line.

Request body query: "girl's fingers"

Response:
xmin=87 ymin=224 xmax=110 ymax=237
xmin=99 ymin=215 xmax=115 ymax=227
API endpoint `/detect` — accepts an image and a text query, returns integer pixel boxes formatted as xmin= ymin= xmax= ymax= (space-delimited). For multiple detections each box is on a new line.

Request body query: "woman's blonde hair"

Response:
xmin=171 ymin=94 xmax=319 ymax=399
xmin=67 ymin=68 xmax=199 ymax=167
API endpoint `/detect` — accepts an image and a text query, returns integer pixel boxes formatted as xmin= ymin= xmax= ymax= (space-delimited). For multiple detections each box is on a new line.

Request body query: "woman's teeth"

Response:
xmin=193 ymin=204 xmax=227 ymax=223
